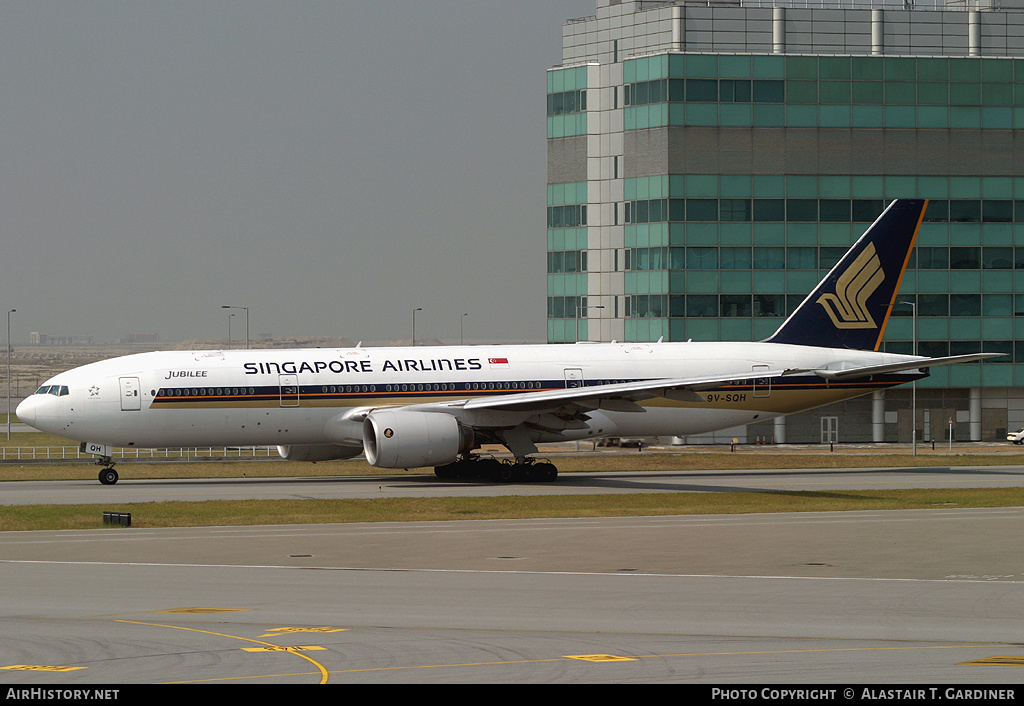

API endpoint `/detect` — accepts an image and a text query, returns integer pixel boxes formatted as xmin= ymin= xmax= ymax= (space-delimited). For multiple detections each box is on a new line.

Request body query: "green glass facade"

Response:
xmin=547 ymin=66 xmax=589 ymax=138
xmin=546 ymin=180 xmax=590 ymax=341
xmin=547 ymin=52 xmax=1024 ymax=389
xmin=620 ymin=53 xmax=1024 ymax=131
xmin=548 ymin=1 xmax=1024 ymax=441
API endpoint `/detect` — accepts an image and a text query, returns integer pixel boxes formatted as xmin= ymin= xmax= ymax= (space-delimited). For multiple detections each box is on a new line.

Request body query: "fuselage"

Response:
xmin=18 ymin=341 xmax=922 ymax=451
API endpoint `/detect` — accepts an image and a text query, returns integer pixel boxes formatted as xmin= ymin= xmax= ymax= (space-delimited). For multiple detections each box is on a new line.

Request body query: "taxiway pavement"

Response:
xmin=4 ymin=463 xmax=1024 ymax=505
xmin=2 ymin=466 xmax=1024 ymax=684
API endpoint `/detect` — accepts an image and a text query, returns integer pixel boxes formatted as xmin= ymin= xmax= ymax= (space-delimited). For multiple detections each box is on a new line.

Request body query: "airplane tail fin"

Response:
xmin=765 ymin=198 xmax=928 ymax=351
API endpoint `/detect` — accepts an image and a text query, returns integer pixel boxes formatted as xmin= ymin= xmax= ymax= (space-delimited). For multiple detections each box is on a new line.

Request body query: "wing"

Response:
xmin=406 ymin=352 xmax=1004 ymax=416
xmin=410 ymin=368 xmax=798 ymax=415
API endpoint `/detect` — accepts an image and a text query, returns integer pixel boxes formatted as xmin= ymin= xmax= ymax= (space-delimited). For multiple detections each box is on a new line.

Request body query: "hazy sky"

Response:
xmin=0 ymin=0 xmax=596 ymax=345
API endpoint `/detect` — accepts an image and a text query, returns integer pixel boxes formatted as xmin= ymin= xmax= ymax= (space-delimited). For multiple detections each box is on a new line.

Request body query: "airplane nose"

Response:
xmin=16 ymin=396 xmax=36 ymax=427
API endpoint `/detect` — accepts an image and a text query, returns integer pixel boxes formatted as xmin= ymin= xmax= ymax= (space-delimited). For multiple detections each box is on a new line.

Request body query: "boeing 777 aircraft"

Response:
xmin=18 ymin=199 xmax=995 ymax=485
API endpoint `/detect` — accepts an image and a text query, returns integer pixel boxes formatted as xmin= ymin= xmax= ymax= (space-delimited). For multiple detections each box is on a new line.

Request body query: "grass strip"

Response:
xmin=2 ymin=450 xmax=1024 ymax=482
xmin=2 ymin=487 xmax=1021 ymax=532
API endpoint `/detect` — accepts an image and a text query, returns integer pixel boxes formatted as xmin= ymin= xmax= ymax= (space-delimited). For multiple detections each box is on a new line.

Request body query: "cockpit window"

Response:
xmin=34 ymin=385 xmax=69 ymax=396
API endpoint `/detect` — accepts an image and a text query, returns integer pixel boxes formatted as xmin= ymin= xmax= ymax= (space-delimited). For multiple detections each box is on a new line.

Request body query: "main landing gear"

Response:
xmin=434 ymin=456 xmax=558 ymax=483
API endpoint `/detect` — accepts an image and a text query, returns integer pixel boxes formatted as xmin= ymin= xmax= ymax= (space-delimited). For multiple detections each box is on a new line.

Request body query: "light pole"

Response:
xmin=460 ymin=313 xmax=468 ymax=346
xmin=901 ymin=299 xmax=917 ymax=456
xmin=412 ymin=307 xmax=422 ymax=347
xmin=575 ymin=303 xmax=604 ymax=342
xmin=7 ymin=309 xmax=15 ymax=441
xmin=227 ymin=312 xmax=235 ymax=349
xmin=221 ymin=306 xmax=248 ymax=349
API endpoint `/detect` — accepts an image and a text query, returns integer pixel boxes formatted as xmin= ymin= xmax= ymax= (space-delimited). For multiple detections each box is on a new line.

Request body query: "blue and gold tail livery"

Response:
xmin=766 ymin=199 xmax=928 ymax=351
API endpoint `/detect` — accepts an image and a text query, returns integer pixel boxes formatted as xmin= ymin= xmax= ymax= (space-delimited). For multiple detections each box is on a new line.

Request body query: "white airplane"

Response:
xmin=18 ymin=199 xmax=995 ymax=485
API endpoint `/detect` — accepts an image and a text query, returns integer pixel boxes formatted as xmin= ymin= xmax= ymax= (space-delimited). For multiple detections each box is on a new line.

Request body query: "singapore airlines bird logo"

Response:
xmin=816 ymin=243 xmax=885 ymax=329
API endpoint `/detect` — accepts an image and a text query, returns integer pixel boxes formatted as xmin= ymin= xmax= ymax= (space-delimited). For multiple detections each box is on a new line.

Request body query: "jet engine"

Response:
xmin=277 ymin=444 xmax=363 ymax=462
xmin=363 ymin=410 xmax=475 ymax=468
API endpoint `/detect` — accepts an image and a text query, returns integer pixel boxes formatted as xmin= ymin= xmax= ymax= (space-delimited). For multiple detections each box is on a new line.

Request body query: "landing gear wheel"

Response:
xmin=490 ymin=463 xmax=516 ymax=483
xmin=535 ymin=462 xmax=558 ymax=482
xmin=435 ymin=460 xmax=470 ymax=479
xmin=434 ymin=463 xmax=456 ymax=479
xmin=99 ymin=468 xmax=119 ymax=485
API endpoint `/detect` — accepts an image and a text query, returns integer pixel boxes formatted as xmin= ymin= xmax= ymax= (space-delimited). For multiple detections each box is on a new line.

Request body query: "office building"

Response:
xmin=547 ymin=0 xmax=1024 ymax=442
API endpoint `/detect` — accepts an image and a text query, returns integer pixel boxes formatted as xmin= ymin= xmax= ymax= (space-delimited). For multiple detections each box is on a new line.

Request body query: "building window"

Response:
xmin=686 ymin=295 xmax=718 ymax=317
xmin=627 ymin=295 xmax=667 ymax=318
xmin=547 ymin=250 xmax=588 ymax=274
xmin=547 ymin=89 xmax=587 ymax=116
xmin=720 ymin=295 xmax=752 ymax=317
xmin=949 ymin=200 xmax=981 ymax=222
xmin=617 ymin=197 xmax=1024 ymax=225
xmin=753 ymin=294 xmax=784 ymax=317
xmin=917 ymin=247 xmax=950 ymax=269
xmin=625 ymin=78 xmax=783 ymax=105
xmin=949 ymin=247 xmax=981 ymax=270
xmin=547 ymin=204 xmax=587 ymax=228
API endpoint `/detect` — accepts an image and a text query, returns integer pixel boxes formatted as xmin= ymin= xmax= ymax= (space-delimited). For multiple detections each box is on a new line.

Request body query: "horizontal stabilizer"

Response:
xmin=812 ymin=353 xmax=1003 ymax=380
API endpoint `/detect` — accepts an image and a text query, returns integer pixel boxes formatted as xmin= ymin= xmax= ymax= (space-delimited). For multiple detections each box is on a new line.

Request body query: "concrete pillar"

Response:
xmin=969 ymin=10 xmax=981 ymax=56
xmin=872 ymin=390 xmax=885 ymax=443
xmin=672 ymin=5 xmax=683 ymax=52
xmin=773 ymin=7 xmax=786 ymax=55
xmin=774 ymin=415 xmax=786 ymax=444
xmin=970 ymin=387 xmax=982 ymax=441
xmin=871 ymin=9 xmax=884 ymax=56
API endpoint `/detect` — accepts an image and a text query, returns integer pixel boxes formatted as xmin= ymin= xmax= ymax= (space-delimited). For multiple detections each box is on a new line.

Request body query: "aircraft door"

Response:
xmin=119 ymin=377 xmax=142 ymax=411
xmin=564 ymin=368 xmax=583 ymax=388
xmin=751 ymin=364 xmax=771 ymax=398
xmin=279 ymin=374 xmax=299 ymax=407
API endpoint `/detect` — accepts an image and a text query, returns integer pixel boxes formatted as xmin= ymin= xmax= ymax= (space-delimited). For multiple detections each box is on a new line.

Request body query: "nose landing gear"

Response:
xmin=81 ymin=443 xmax=119 ymax=485
xmin=97 ymin=462 xmax=118 ymax=485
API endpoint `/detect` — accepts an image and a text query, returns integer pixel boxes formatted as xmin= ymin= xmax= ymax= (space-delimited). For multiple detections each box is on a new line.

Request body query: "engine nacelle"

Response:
xmin=277 ymin=444 xmax=363 ymax=462
xmin=363 ymin=410 xmax=474 ymax=468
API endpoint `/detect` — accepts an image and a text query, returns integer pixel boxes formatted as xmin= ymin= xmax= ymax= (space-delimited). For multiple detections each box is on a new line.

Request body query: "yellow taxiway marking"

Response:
xmin=154 ymin=607 xmax=252 ymax=614
xmin=259 ymin=627 xmax=348 ymax=638
xmin=2 ymin=665 xmax=86 ymax=672
xmin=960 ymin=656 xmax=1024 ymax=666
xmin=243 ymin=646 xmax=327 ymax=653
xmin=115 ymin=619 xmax=330 ymax=684
xmin=566 ymin=654 xmax=637 ymax=662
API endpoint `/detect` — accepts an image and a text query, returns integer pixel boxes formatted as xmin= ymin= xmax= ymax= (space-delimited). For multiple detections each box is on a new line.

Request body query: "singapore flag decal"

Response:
xmin=488 ymin=357 xmax=509 ymax=369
